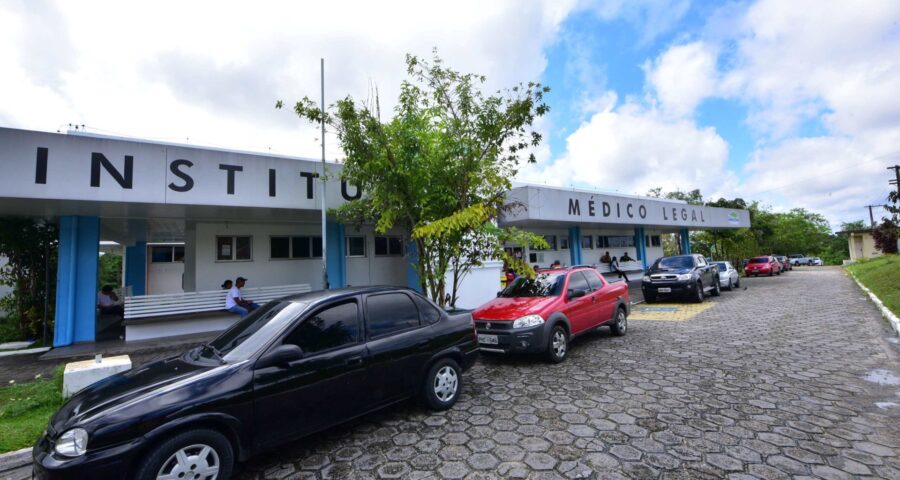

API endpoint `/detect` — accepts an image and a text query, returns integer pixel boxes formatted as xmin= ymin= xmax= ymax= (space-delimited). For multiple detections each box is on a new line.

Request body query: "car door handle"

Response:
xmin=416 ymin=339 xmax=429 ymax=348
xmin=344 ymin=356 xmax=363 ymax=366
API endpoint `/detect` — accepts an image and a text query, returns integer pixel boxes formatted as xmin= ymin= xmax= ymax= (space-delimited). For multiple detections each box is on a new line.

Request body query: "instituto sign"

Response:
xmin=502 ymin=185 xmax=751 ymax=229
xmin=0 ymin=127 xmax=359 ymax=210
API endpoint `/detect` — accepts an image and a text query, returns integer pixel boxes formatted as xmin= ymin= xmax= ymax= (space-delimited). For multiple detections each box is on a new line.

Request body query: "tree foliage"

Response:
xmin=280 ymin=51 xmax=550 ymax=306
xmin=0 ymin=218 xmax=57 ymax=341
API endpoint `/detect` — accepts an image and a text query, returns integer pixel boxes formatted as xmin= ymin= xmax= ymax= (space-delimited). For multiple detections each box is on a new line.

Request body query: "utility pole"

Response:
xmin=320 ymin=58 xmax=329 ymax=290
xmin=889 ymin=165 xmax=900 ymax=198
xmin=864 ymin=205 xmax=880 ymax=227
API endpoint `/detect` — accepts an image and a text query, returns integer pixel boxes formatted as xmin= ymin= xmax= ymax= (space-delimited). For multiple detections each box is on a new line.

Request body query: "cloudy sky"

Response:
xmin=1 ymin=0 xmax=898 ymax=228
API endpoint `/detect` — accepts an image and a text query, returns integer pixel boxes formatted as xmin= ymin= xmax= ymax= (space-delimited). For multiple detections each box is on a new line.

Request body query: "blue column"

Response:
xmin=406 ymin=240 xmax=421 ymax=292
xmin=54 ymin=216 xmax=99 ymax=347
xmin=568 ymin=226 xmax=582 ymax=266
xmin=635 ymin=227 xmax=648 ymax=271
xmin=680 ymin=227 xmax=692 ymax=254
xmin=325 ymin=220 xmax=346 ymax=289
xmin=124 ymin=241 xmax=146 ymax=296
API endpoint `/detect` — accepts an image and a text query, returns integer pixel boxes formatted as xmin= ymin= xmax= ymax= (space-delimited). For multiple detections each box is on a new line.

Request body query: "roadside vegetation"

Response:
xmin=0 ymin=366 xmax=63 ymax=453
xmin=846 ymin=255 xmax=900 ymax=318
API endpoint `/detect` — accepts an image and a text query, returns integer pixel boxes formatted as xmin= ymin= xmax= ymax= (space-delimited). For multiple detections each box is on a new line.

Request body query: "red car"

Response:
xmin=744 ymin=256 xmax=782 ymax=276
xmin=472 ymin=267 xmax=630 ymax=363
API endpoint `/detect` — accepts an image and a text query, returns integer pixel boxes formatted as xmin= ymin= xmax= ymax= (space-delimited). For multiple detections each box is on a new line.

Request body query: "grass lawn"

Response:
xmin=0 ymin=366 xmax=64 ymax=453
xmin=847 ymin=254 xmax=900 ymax=318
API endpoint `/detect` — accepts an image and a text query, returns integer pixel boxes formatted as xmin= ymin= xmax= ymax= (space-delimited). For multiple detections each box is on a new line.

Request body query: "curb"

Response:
xmin=0 ymin=447 xmax=31 ymax=480
xmin=849 ymin=271 xmax=900 ymax=336
xmin=0 ymin=347 xmax=51 ymax=358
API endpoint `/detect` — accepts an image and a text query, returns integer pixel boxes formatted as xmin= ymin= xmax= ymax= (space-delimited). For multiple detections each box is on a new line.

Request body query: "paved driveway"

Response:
xmin=235 ymin=266 xmax=900 ymax=479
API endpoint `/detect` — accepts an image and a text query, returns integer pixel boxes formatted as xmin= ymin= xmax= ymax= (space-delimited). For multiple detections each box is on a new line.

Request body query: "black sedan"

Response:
xmin=33 ymin=287 xmax=479 ymax=480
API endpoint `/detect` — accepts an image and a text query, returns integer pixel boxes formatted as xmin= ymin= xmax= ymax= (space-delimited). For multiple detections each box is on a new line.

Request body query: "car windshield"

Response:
xmin=714 ymin=263 xmax=727 ymax=272
xmin=656 ymin=256 xmax=694 ymax=269
xmin=206 ymin=301 xmax=307 ymax=362
xmin=500 ymin=273 xmax=564 ymax=297
xmin=749 ymin=257 xmax=768 ymax=264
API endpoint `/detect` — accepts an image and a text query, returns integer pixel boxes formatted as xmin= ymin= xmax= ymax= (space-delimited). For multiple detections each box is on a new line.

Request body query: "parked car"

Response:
xmin=472 ymin=267 xmax=630 ymax=363
xmin=744 ymin=255 xmax=781 ymax=276
xmin=809 ymin=257 xmax=823 ymax=266
xmin=641 ymin=254 xmax=720 ymax=303
xmin=789 ymin=254 xmax=818 ymax=266
xmin=712 ymin=261 xmax=741 ymax=290
xmin=774 ymin=255 xmax=792 ymax=271
xmin=33 ymin=287 xmax=478 ymax=480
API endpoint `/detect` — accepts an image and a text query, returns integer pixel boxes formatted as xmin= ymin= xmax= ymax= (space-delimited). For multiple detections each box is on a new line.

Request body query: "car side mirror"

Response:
xmin=497 ymin=291 xmax=503 ymax=297
xmin=567 ymin=289 xmax=586 ymax=300
xmin=256 ymin=344 xmax=303 ymax=369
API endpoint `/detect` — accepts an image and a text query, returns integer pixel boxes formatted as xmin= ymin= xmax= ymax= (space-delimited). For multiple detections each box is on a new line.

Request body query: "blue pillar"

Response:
xmin=568 ymin=226 xmax=582 ymax=266
xmin=325 ymin=220 xmax=346 ymax=289
xmin=124 ymin=241 xmax=146 ymax=296
xmin=635 ymin=227 xmax=648 ymax=271
xmin=680 ymin=227 xmax=692 ymax=254
xmin=54 ymin=216 xmax=99 ymax=347
xmin=406 ymin=240 xmax=421 ymax=292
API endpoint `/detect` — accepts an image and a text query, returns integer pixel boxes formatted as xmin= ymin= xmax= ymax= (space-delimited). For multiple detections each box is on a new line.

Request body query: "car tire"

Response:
xmin=546 ymin=325 xmax=568 ymax=363
xmin=768 ymin=270 xmax=773 ymax=277
xmin=735 ymin=277 xmax=740 ymax=288
xmin=423 ymin=358 xmax=462 ymax=411
xmin=711 ymin=278 xmax=721 ymax=297
xmin=134 ymin=428 xmax=233 ymax=480
xmin=644 ymin=293 xmax=656 ymax=304
xmin=725 ymin=279 xmax=733 ymax=291
xmin=610 ymin=307 xmax=627 ymax=336
xmin=693 ymin=282 xmax=704 ymax=303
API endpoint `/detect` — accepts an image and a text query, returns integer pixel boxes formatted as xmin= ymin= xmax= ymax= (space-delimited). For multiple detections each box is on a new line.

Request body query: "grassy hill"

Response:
xmin=846 ymin=255 xmax=899 ymax=319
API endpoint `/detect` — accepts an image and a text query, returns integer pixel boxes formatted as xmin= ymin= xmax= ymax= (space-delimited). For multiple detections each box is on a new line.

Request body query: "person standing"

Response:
xmin=611 ymin=256 xmax=629 ymax=283
xmin=225 ymin=277 xmax=260 ymax=317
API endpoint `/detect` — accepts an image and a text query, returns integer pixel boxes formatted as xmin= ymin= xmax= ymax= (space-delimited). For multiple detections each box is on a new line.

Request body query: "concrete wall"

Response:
xmin=344 ymin=225 xmax=409 ymax=287
xmin=148 ymin=261 xmax=184 ymax=294
xmin=445 ymin=260 xmax=504 ymax=310
xmin=848 ymin=232 xmax=882 ymax=261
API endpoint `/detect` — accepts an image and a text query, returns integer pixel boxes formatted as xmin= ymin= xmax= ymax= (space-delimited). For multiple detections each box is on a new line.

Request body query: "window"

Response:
xmin=413 ymin=294 xmax=441 ymax=324
xmin=346 ymin=236 xmax=366 ymax=257
xmin=218 ymin=236 xmax=252 ymax=261
xmin=366 ymin=293 xmax=420 ymax=337
xmin=173 ymin=246 xmax=185 ymax=262
xmin=583 ymin=270 xmax=604 ymax=290
xmin=581 ymin=235 xmax=593 ymax=249
xmin=536 ymin=235 xmax=557 ymax=251
xmin=374 ymin=236 xmax=404 ymax=256
xmin=645 ymin=235 xmax=661 ymax=247
xmin=270 ymin=236 xmax=322 ymax=259
xmin=150 ymin=245 xmax=173 ymax=263
xmin=560 ymin=237 xmax=569 ymax=250
xmin=283 ymin=301 xmax=359 ymax=354
xmin=602 ymin=235 xmax=634 ymax=248
xmin=567 ymin=271 xmax=590 ymax=292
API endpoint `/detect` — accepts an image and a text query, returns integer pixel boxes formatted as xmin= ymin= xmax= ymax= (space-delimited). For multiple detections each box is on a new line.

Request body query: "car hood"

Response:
xmin=473 ymin=296 xmax=558 ymax=321
xmin=50 ymin=354 xmax=224 ymax=433
xmin=648 ymin=267 xmax=691 ymax=275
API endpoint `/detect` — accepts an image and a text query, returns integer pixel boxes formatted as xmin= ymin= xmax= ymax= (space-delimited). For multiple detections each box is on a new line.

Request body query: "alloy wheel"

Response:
xmin=433 ymin=365 xmax=458 ymax=403
xmin=156 ymin=444 xmax=220 ymax=480
xmin=616 ymin=310 xmax=627 ymax=334
xmin=552 ymin=330 xmax=567 ymax=358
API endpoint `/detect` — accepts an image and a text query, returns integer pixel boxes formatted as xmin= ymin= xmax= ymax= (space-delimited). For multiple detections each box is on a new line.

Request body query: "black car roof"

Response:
xmin=279 ymin=286 xmax=418 ymax=304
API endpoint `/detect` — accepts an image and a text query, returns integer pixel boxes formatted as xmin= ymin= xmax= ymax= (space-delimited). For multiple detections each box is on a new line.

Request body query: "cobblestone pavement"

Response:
xmin=235 ymin=267 xmax=900 ymax=479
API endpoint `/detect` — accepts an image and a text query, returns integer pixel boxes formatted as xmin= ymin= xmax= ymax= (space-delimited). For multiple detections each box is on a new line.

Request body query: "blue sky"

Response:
xmin=0 ymin=0 xmax=898 ymax=227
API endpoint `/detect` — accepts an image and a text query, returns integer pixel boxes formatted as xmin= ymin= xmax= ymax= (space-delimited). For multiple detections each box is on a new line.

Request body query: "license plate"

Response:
xmin=657 ymin=288 xmax=672 ymax=293
xmin=478 ymin=334 xmax=499 ymax=345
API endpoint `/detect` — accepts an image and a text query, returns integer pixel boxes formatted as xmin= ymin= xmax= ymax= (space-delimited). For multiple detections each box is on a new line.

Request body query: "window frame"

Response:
xmin=217 ymin=235 xmax=253 ymax=262
xmin=149 ymin=244 xmax=184 ymax=264
xmin=581 ymin=235 xmax=594 ymax=250
xmin=374 ymin=235 xmax=404 ymax=257
xmin=269 ymin=235 xmax=323 ymax=260
xmin=364 ymin=292 xmax=423 ymax=340
xmin=560 ymin=237 xmax=569 ymax=250
xmin=346 ymin=236 xmax=367 ymax=258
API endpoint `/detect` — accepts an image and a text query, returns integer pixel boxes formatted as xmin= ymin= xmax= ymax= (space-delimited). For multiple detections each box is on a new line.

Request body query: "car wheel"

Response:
xmin=725 ymin=278 xmax=733 ymax=291
xmin=768 ymin=270 xmax=773 ymax=276
xmin=693 ymin=282 xmax=704 ymax=303
xmin=610 ymin=307 xmax=627 ymax=336
xmin=546 ymin=325 xmax=568 ymax=363
xmin=423 ymin=358 xmax=461 ymax=411
xmin=644 ymin=293 xmax=656 ymax=304
xmin=711 ymin=278 xmax=721 ymax=297
xmin=735 ymin=277 xmax=740 ymax=288
xmin=134 ymin=428 xmax=233 ymax=480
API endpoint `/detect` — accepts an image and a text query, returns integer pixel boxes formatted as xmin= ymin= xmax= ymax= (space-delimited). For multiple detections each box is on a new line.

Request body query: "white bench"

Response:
xmin=124 ymin=284 xmax=312 ymax=341
xmin=594 ymin=261 xmax=644 ymax=274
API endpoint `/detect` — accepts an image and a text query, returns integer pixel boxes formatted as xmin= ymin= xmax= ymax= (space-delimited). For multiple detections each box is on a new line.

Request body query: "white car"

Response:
xmin=809 ymin=257 xmax=823 ymax=266
xmin=713 ymin=261 xmax=740 ymax=290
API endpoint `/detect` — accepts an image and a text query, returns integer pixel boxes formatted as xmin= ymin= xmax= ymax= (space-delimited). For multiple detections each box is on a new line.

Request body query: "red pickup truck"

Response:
xmin=472 ymin=267 xmax=630 ymax=363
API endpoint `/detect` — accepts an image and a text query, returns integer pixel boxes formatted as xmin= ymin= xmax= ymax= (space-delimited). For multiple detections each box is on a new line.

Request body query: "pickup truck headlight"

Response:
xmin=642 ymin=276 xmax=651 ymax=282
xmin=55 ymin=428 xmax=88 ymax=457
xmin=676 ymin=274 xmax=693 ymax=281
xmin=512 ymin=315 xmax=544 ymax=329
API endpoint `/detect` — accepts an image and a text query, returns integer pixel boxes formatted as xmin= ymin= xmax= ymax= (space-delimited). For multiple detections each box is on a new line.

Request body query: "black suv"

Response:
xmin=641 ymin=254 xmax=720 ymax=303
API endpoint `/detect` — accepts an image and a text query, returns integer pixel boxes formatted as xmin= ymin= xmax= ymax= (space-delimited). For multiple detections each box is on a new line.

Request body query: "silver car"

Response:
xmin=713 ymin=261 xmax=740 ymax=290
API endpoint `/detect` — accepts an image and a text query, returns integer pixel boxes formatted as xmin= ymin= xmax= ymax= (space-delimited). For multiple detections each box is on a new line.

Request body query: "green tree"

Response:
xmin=98 ymin=253 xmax=122 ymax=290
xmin=840 ymin=220 xmax=867 ymax=231
xmin=0 ymin=218 xmax=57 ymax=340
xmin=280 ymin=52 xmax=549 ymax=306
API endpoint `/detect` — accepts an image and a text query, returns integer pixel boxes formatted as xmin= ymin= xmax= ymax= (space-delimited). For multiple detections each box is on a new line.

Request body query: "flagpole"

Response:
xmin=321 ymin=57 xmax=329 ymax=289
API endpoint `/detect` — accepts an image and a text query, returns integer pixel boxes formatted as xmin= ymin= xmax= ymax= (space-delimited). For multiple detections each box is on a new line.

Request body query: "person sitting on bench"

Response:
xmin=225 ymin=277 xmax=260 ymax=318
xmin=620 ymin=251 xmax=634 ymax=262
xmin=97 ymin=285 xmax=124 ymax=316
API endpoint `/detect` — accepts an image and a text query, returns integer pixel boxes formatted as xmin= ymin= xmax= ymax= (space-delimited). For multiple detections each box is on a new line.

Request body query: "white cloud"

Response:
xmin=0 ymin=0 xmax=575 ymax=160
xmin=586 ymin=0 xmax=692 ymax=45
xmin=645 ymin=41 xmax=718 ymax=117
xmin=523 ymin=100 xmax=736 ymax=199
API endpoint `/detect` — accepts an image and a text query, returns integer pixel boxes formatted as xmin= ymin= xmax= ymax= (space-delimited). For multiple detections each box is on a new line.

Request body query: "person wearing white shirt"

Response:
xmin=97 ymin=285 xmax=123 ymax=316
xmin=225 ymin=277 xmax=260 ymax=317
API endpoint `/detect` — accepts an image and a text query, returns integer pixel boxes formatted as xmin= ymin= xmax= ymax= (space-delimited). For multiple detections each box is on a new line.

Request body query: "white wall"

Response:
xmin=148 ymin=262 xmax=184 ymax=294
xmin=445 ymin=260 xmax=504 ymax=310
